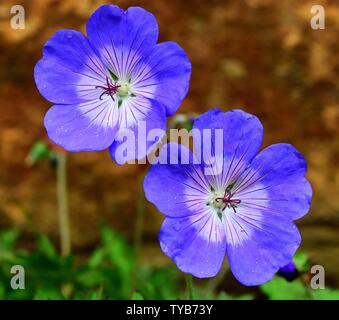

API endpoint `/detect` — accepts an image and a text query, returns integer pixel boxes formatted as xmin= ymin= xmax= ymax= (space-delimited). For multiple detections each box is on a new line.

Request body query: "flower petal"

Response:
xmin=86 ymin=5 xmax=158 ymax=78
xmin=160 ymin=213 xmax=226 ymax=278
xmin=44 ymin=99 xmax=118 ymax=152
xmin=109 ymin=97 xmax=166 ymax=164
xmin=34 ymin=30 xmax=107 ymax=104
xmin=225 ymin=208 xmax=301 ymax=286
xmin=132 ymin=42 xmax=192 ymax=116
xmin=144 ymin=143 xmax=210 ymax=218
xmin=235 ymin=143 xmax=312 ymax=220
xmin=192 ymin=109 xmax=263 ymax=186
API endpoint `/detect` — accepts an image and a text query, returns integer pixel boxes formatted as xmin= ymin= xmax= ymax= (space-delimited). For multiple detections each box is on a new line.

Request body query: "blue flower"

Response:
xmin=278 ymin=261 xmax=299 ymax=282
xmin=34 ymin=5 xmax=191 ymax=162
xmin=144 ymin=109 xmax=312 ymax=286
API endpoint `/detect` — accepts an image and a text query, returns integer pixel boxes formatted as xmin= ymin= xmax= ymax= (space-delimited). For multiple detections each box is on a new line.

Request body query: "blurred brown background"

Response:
xmin=0 ymin=0 xmax=338 ymax=286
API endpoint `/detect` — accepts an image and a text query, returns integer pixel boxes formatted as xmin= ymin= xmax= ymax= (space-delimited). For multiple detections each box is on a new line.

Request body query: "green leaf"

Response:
xmin=34 ymin=289 xmax=64 ymax=300
xmin=88 ymin=249 xmax=105 ymax=268
xmin=27 ymin=141 xmax=51 ymax=165
xmin=311 ymin=288 xmax=339 ymax=300
xmin=191 ymin=289 xmax=253 ymax=300
xmin=293 ymin=252 xmax=309 ymax=272
xmin=136 ymin=266 xmax=179 ymax=300
xmin=36 ymin=235 xmax=58 ymax=260
xmin=131 ymin=292 xmax=144 ymax=300
xmin=0 ymin=229 xmax=20 ymax=252
xmin=260 ymin=277 xmax=308 ymax=300
xmin=87 ymin=292 xmax=99 ymax=300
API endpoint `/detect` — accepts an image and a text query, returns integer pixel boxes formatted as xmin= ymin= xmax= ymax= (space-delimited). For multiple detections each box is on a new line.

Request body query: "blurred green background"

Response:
xmin=0 ymin=0 xmax=338 ymax=299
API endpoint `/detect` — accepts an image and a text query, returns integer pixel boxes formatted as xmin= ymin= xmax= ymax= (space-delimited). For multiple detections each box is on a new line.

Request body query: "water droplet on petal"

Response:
xmin=174 ymin=225 xmax=181 ymax=231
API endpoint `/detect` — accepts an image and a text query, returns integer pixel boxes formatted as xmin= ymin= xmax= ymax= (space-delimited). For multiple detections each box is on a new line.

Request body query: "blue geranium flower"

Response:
xmin=144 ymin=109 xmax=312 ymax=286
xmin=278 ymin=261 xmax=299 ymax=281
xmin=34 ymin=5 xmax=191 ymax=162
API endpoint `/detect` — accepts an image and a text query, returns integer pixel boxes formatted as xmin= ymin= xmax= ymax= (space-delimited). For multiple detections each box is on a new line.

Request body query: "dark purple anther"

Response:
xmin=95 ymin=77 xmax=120 ymax=100
xmin=215 ymin=186 xmax=241 ymax=213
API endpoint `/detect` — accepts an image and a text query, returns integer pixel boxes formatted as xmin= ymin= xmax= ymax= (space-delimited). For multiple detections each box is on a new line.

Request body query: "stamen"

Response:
xmin=212 ymin=186 xmax=241 ymax=213
xmin=96 ymin=77 xmax=120 ymax=101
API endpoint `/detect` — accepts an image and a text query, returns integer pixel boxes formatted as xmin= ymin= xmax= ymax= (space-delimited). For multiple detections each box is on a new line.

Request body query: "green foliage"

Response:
xmin=260 ymin=252 xmax=339 ymax=300
xmin=27 ymin=141 xmax=52 ymax=165
xmin=136 ymin=265 xmax=178 ymax=300
xmin=0 ymin=229 xmax=20 ymax=257
xmin=260 ymin=277 xmax=339 ymax=300
xmin=192 ymin=289 xmax=253 ymax=300
xmin=0 ymin=227 xmax=180 ymax=300
xmin=293 ymin=252 xmax=309 ymax=273
xmin=1 ymin=229 xmax=338 ymax=300
xmin=131 ymin=292 xmax=144 ymax=300
xmin=261 ymin=277 xmax=309 ymax=300
xmin=310 ymin=289 xmax=339 ymax=300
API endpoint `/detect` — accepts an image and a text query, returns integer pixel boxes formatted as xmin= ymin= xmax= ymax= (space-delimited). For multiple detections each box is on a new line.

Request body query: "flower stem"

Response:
xmin=56 ymin=152 xmax=71 ymax=256
xmin=185 ymin=273 xmax=195 ymax=300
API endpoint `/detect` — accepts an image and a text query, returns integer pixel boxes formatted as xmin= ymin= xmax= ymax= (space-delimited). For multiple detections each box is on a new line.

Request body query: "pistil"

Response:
xmin=215 ymin=186 xmax=241 ymax=213
xmin=95 ymin=77 xmax=120 ymax=101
